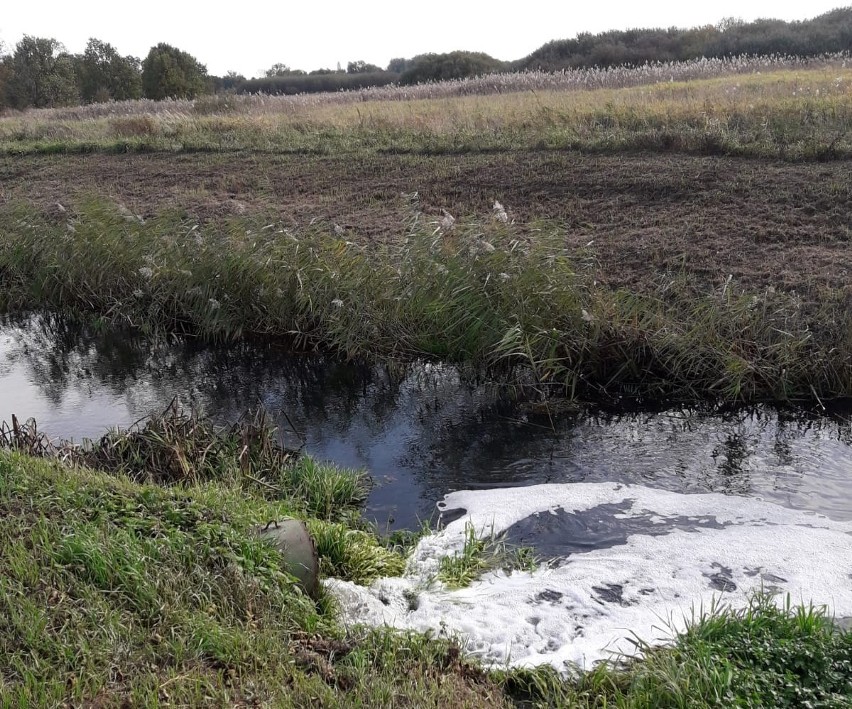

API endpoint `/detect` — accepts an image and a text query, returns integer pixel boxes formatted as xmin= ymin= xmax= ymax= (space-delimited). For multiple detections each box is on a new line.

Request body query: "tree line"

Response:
xmin=517 ymin=8 xmax=852 ymax=71
xmin=0 ymin=38 xmax=210 ymax=109
xmin=0 ymin=7 xmax=849 ymax=110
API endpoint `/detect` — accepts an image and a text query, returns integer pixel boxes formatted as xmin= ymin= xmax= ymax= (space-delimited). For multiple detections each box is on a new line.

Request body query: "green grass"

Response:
xmin=437 ymin=522 xmax=538 ymax=589
xmin=1 ymin=197 xmax=849 ymax=404
xmin=0 ymin=451 xmax=507 ymax=707
xmin=1 ymin=405 xmax=369 ymax=523
xmin=499 ymin=594 xmax=852 ymax=708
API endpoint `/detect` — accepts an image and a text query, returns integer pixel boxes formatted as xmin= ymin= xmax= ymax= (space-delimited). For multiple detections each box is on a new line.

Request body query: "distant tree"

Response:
xmin=210 ymin=70 xmax=246 ymax=92
xmin=77 ymin=38 xmax=141 ymax=103
xmin=518 ymin=9 xmax=852 ymax=72
xmin=400 ymin=51 xmax=507 ymax=85
xmin=346 ymin=60 xmax=382 ymax=74
xmin=4 ymin=36 xmax=78 ymax=108
xmin=239 ymin=71 xmax=397 ymax=95
xmin=386 ymin=57 xmax=410 ymax=73
xmin=264 ymin=63 xmax=294 ymax=77
xmin=716 ymin=17 xmax=745 ymax=32
xmin=0 ymin=43 xmax=10 ymax=110
xmin=141 ymin=43 xmax=208 ymax=100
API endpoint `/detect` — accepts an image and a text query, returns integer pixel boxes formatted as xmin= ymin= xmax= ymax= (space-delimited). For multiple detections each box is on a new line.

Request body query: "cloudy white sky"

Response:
xmin=1 ymin=1 xmax=846 ymax=77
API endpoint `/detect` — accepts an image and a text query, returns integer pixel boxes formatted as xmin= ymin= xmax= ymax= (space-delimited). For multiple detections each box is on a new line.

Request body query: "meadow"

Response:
xmin=0 ymin=55 xmax=849 ymax=159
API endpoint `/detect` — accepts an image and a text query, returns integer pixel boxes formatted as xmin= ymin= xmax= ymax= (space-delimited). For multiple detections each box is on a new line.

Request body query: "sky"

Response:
xmin=0 ymin=1 xmax=847 ymax=77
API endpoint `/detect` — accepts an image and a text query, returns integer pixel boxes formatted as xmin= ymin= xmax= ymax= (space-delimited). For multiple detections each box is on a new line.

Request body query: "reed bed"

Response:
xmin=0 ymin=59 xmax=849 ymax=159
xmin=14 ymin=53 xmax=849 ymax=121
xmin=1 ymin=198 xmax=848 ymax=404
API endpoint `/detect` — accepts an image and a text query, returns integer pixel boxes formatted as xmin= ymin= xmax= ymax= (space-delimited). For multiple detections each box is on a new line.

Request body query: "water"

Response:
xmin=2 ymin=314 xmax=851 ymax=529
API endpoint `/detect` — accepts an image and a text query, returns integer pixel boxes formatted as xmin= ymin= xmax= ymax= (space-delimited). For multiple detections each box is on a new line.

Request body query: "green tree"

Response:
xmin=264 ymin=63 xmax=305 ymax=77
xmin=5 ymin=36 xmax=78 ymax=108
xmin=400 ymin=51 xmax=506 ymax=85
xmin=211 ymin=70 xmax=245 ymax=92
xmin=347 ymin=60 xmax=382 ymax=74
xmin=0 ymin=43 xmax=10 ymax=110
xmin=386 ymin=57 xmax=410 ymax=74
xmin=141 ymin=43 xmax=209 ymax=100
xmin=77 ymin=38 xmax=141 ymax=103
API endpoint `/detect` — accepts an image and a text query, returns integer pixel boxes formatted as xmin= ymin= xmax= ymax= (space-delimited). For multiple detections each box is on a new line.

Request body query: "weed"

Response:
xmin=308 ymin=520 xmax=407 ymax=584
xmin=437 ymin=522 xmax=538 ymax=589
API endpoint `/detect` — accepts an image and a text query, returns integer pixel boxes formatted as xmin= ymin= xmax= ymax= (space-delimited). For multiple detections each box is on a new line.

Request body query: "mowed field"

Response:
xmin=2 ymin=148 xmax=850 ymax=298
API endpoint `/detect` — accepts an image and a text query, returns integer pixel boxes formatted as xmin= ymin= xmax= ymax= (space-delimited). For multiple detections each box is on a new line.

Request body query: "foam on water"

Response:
xmin=326 ymin=483 xmax=852 ymax=670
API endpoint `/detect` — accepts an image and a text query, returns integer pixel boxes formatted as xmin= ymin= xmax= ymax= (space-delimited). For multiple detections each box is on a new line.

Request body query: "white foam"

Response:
xmin=326 ymin=483 xmax=852 ymax=671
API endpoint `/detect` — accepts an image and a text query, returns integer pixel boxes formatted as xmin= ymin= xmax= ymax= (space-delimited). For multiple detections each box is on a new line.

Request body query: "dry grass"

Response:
xmin=0 ymin=58 xmax=849 ymax=159
xmin=10 ymin=53 xmax=848 ymax=120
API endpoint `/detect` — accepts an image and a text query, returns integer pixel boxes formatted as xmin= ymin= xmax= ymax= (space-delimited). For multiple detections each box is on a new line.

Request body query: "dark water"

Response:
xmin=2 ymin=315 xmax=851 ymax=529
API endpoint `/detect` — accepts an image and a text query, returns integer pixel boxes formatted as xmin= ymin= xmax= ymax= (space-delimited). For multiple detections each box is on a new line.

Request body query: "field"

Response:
xmin=3 ymin=149 xmax=850 ymax=298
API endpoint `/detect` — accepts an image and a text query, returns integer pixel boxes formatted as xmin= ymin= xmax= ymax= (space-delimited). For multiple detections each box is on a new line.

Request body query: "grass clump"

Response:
xmin=498 ymin=593 xmax=852 ymax=708
xmin=309 ymin=520 xmax=407 ymax=584
xmin=1 ymin=405 xmax=368 ymax=523
xmin=437 ymin=522 xmax=538 ymax=589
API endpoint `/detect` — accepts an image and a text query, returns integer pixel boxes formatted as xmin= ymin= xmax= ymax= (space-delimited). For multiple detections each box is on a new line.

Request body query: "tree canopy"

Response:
xmin=3 ymin=36 xmax=78 ymax=109
xmin=141 ymin=43 xmax=209 ymax=100
xmin=77 ymin=38 xmax=141 ymax=103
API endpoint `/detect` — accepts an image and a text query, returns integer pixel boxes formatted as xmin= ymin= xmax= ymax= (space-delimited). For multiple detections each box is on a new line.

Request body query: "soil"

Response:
xmin=1 ymin=150 xmax=850 ymax=298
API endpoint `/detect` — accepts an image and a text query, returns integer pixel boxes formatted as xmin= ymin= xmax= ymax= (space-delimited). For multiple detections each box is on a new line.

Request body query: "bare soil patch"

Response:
xmin=2 ymin=150 xmax=849 ymax=298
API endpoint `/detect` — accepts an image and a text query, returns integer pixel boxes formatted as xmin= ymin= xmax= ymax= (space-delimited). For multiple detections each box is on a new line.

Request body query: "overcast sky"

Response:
xmin=1 ymin=1 xmax=846 ymax=77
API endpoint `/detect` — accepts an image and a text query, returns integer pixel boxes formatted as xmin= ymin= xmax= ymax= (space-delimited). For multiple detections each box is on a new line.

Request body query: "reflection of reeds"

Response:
xmin=1 ymin=198 xmax=849 ymax=403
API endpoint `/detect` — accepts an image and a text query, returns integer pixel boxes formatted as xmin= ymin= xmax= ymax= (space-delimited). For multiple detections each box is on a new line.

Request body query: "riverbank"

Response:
xmin=2 ymin=63 xmax=850 ymax=405
xmin=0 ymin=418 xmax=849 ymax=707
xmin=1 ymin=196 xmax=849 ymax=404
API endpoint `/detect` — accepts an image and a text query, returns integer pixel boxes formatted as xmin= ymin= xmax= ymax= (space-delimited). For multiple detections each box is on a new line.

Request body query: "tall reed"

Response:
xmin=0 ymin=198 xmax=849 ymax=403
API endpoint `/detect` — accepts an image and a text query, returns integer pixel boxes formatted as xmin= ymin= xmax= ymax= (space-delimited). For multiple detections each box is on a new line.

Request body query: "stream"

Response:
xmin=2 ymin=314 xmax=850 ymax=530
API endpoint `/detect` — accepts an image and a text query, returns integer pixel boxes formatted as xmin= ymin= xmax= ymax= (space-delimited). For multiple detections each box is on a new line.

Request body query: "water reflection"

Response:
xmin=1 ymin=314 xmax=851 ymax=528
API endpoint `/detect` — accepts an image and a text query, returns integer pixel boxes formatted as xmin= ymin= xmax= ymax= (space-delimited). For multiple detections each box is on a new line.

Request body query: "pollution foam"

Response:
xmin=326 ymin=483 xmax=852 ymax=670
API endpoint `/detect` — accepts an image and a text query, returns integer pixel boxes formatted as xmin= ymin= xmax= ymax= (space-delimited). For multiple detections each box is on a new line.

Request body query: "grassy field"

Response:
xmin=1 ymin=62 xmax=850 ymax=159
xmin=1 ymin=415 xmax=849 ymax=707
